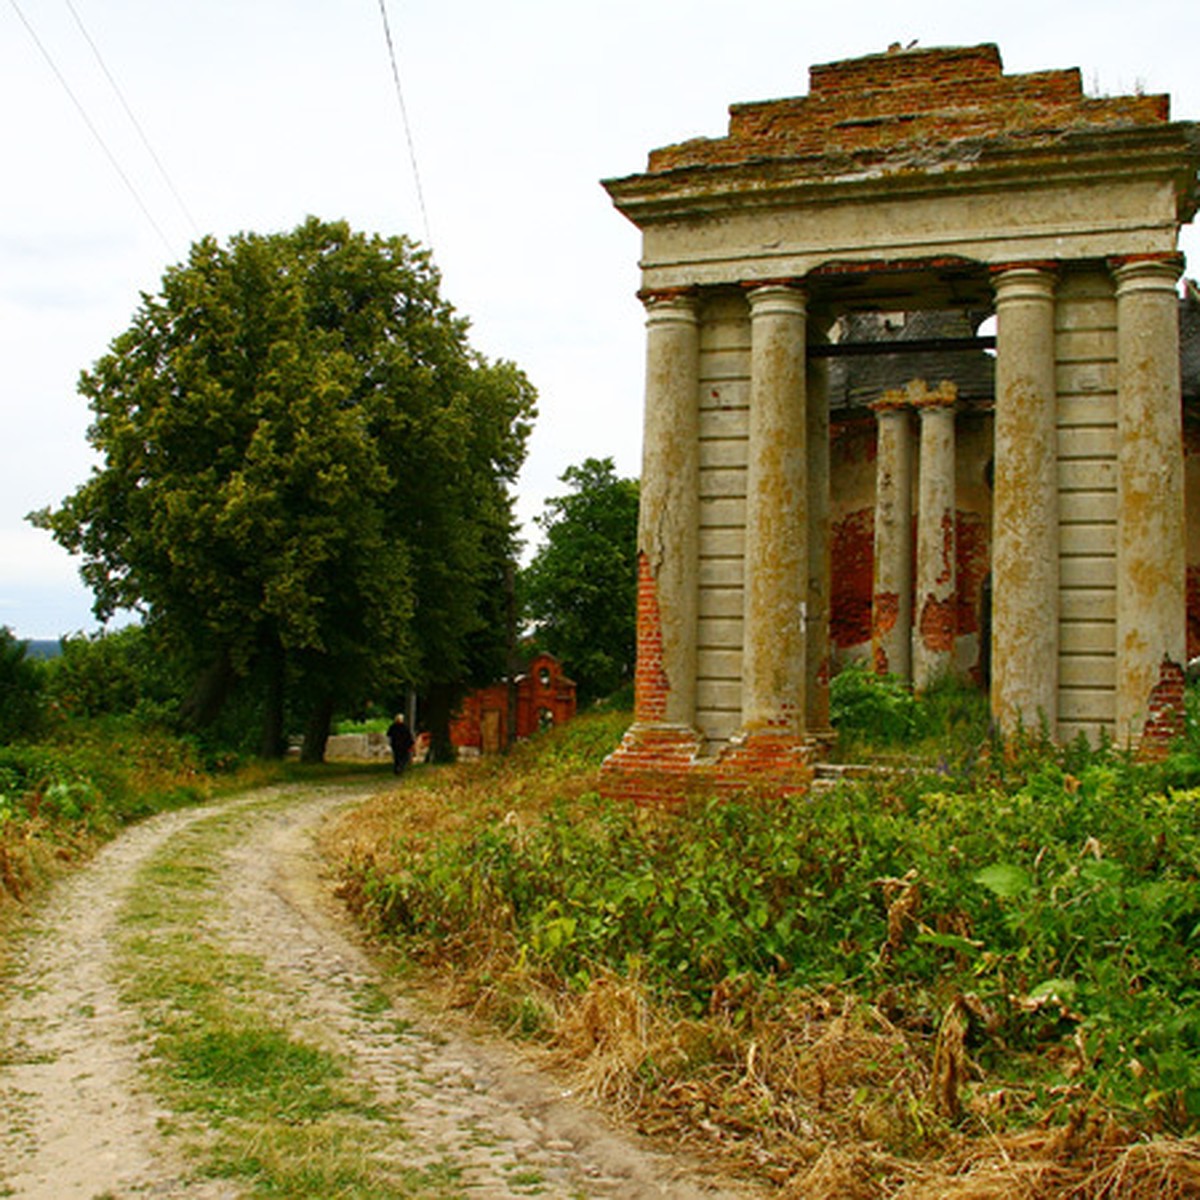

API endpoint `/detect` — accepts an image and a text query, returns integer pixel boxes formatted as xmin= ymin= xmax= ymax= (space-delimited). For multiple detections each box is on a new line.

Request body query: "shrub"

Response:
xmin=830 ymin=661 xmax=918 ymax=746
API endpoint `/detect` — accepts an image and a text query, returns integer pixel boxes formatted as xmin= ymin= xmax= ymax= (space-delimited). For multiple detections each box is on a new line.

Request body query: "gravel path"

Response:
xmin=0 ymin=784 xmax=755 ymax=1199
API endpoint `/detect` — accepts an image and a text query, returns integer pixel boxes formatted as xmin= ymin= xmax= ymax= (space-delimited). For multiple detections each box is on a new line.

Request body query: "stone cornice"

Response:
xmin=604 ymin=122 xmax=1200 ymax=229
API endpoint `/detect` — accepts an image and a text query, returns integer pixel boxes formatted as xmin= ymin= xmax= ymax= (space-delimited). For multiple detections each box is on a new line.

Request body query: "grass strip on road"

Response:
xmin=115 ymin=785 xmax=467 ymax=1199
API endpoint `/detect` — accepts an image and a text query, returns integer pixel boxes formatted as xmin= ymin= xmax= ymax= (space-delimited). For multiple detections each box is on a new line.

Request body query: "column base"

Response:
xmin=712 ymin=731 xmax=816 ymax=797
xmin=599 ymin=723 xmax=707 ymax=805
xmin=600 ymin=724 xmax=816 ymax=805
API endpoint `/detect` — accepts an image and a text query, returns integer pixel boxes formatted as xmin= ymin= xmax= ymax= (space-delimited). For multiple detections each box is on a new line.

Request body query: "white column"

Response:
xmin=870 ymin=394 xmax=914 ymax=682
xmin=992 ymin=265 xmax=1059 ymax=737
xmin=742 ymin=284 xmax=808 ymax=735
xmin=913 ymin=383 xmax=958 ymax=690
xmin=1113 ymin=256 xmax=1186 ymax=746
xmin=635 ymin=291 xmax=700 ymax=728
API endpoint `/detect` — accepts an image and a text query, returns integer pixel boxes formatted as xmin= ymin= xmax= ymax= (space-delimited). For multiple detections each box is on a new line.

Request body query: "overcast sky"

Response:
xmin=3 ymin=0 xmax=1198 ymax=640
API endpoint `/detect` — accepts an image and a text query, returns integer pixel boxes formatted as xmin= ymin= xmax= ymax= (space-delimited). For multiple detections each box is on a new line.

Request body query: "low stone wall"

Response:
xmin=324 ymin=732 xmax=391 ymax=762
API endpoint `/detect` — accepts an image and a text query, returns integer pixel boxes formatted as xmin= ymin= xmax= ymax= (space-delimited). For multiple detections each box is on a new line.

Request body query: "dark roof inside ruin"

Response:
xmin=828 ymin=310 xmax=994 ymax=411
xmin=831 ymin=292 xmax=1200 ymax=411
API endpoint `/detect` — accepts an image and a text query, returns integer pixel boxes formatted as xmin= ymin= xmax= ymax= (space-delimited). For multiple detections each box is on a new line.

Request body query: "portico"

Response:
xmin=601 ymin=43 xmax=1200 ymax=801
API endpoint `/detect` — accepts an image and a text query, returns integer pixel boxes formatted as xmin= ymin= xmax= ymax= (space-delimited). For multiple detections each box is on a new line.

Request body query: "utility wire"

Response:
xmin=376 ymin=0 xmax=434 ymax=253
xmin=64 ymin=0 xmax=200 ymax=238
xmin=8 ymin=0 xmax=177 ymax=257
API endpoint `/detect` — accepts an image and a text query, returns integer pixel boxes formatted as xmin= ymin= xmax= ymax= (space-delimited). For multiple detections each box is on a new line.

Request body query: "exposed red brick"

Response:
xmin=918 ymin=594 xmax=957 ymax=654
xmin=646 ymin=44 xmax=1169 ymax=175
xmin=599 ymin=723 xmax=814 ymax=807
xmin=1139 ymin=656 xmax=1186 ymax=760
xmin=872 ymin=591 xmax=899 ymax=635
xmin=955 ymin=513 xmax=989 ymax=638
xmin=933 ymin=511 xmax=956 ymax=589
xmin=633 ymin=551 xmax=670 ymax=723
xmin=449 ymin=653 xmax=576 ymax=754
xmin=831 ymin=508 xmax=875 ymax=650
xmin=1188 ymin=566 xmax=1200 ymax=661
xmin=871 ymin=591 xmax=899 ymax=676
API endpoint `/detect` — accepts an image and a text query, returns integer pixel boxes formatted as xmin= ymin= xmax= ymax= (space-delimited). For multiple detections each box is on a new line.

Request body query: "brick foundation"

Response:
xmin=600 ymin=726 xmax=815 ymax=807
xmin=599 ymin=723 xmax=708 ymax=806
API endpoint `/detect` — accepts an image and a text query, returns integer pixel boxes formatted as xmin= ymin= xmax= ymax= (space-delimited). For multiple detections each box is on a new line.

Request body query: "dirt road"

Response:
xmin=0 ymin=782 xmax=754 ymax=1199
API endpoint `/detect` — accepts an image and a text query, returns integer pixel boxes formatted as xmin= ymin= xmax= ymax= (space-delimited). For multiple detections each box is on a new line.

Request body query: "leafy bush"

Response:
xmin=0 ymin=721 xmax=215 ymax=918
xmin=830 ymin=661 xmax=918 ymax=746
xmin=0 ymin=722 xmax=206 ymax=835
xmin=830 ymin=663 xmax=992 ymax=768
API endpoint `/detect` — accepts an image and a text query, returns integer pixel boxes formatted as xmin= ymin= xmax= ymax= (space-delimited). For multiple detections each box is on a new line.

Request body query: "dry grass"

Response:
xmin=323 ymin=730 xmax=1200 ymax=1199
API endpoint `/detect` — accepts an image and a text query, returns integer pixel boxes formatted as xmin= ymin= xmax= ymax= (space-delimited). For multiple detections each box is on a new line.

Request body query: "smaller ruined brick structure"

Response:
xmin=600 ymin=43 xmax=1200 ymax=802
xmin=449 ymin=653 xmax=576 ymax=757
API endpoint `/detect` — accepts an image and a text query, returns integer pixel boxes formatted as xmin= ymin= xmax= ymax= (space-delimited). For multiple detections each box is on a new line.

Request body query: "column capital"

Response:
xmin=990 ymin=260 xmax=1060 ymax=278
xmin=1110 ymin=253 xmax=1184 ymax=296
xmin=911 ymin=380 xmax=958 ymax=411
xmin=637 ymin=286 xmax=699 ymax=310
xmin=869 ymin=389 xmax=909 ymax=414
xmin=991 ymin=263 xmax=1059 ymax=302
xmin=742 ymin=277 xmax=807 ymax=292
xmin=640 ymin=291 xmax=700 ymax=333
xmin=745 ymin=281 xmax=808 ymax=317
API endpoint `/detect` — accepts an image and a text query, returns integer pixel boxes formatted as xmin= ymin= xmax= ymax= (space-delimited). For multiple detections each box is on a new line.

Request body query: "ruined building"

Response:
xmin=599 ymin=43 xmax=1200 ymax=803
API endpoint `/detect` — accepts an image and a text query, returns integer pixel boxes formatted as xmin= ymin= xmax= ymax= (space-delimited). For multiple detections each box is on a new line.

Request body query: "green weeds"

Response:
xmin=341 ymin=701 xmax=1200 ymax=1147
xmin=830 ymin=661 xmax=992 ymax=764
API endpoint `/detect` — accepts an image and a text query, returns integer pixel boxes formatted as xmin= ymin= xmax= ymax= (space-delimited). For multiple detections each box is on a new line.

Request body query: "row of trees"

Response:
xmin=27 ymin=219 xmax=638 ymax=758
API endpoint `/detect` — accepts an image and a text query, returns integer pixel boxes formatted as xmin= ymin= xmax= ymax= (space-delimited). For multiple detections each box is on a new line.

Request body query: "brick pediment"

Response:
xmin=647 ymin=44 xmax=1171 ymax=175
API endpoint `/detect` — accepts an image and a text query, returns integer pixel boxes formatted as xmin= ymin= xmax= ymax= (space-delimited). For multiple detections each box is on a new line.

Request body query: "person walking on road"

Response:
xmin=386 ymin=712 xmax=415 ymax=775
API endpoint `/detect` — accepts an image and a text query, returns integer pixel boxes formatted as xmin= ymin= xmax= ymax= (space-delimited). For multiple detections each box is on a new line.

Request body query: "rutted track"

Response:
xmin=0 ymin=782 xmax=754 ymax=1198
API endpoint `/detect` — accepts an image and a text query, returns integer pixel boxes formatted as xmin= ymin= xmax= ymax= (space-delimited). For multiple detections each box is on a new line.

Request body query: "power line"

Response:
xmin=375 ymin=0 xmax=433 ymax=254
xmin=8 ymin=0 xmax=177 ymax=257
xmin=64 ymin=0 xmax=200 ymax=238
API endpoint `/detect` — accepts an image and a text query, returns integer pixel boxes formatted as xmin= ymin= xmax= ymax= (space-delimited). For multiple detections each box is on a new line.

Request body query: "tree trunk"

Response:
xmin=259 ymin=644 xmax=287 ymax=759
xmin=179 ymin=654 xmax=236 ymax=730
xmin=300 ymin=694 xmax=334 ymax=763
xmin=423 ymin=682 xmax=458 ymax=763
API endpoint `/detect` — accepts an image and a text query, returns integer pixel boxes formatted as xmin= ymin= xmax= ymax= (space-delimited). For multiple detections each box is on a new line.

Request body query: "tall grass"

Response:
xmin=331 ymin=696 xmax=1200 ymax=1194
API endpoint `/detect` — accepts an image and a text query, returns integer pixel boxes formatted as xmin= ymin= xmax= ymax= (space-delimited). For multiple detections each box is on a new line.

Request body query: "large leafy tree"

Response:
xmin=520 ymin=458 xmax=638 ymax=704
xmin=33 ymin=218 xmax=535 ymax=758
